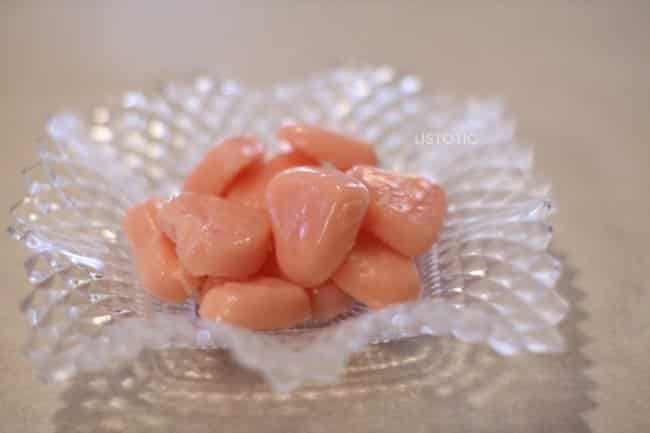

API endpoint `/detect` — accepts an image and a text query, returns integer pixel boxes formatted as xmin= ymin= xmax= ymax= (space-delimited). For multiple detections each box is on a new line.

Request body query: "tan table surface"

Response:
xmin=1 ymin=2 xmax=649 ymax=433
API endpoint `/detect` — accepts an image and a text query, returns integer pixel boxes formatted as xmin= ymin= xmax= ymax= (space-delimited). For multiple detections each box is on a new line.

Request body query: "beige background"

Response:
xmin=1 ymin=2 xmax=649 ymax=433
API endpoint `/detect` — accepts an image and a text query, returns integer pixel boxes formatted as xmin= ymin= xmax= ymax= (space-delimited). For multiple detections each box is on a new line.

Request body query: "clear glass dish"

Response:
xmin=8 ymin=67 xmax=567 ymax=391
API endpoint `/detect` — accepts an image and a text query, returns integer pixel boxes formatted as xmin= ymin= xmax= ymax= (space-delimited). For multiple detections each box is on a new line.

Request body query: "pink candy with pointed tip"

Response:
xmin=278 ymin=124 xmax=377 ymax=170
xmin=333 ymin=234 xmax=422 ymax=309
xmin=266 ymin=167 xmax=369 ymax=287
xmin=199 ymin=277 xmax=312 ymax=330
xmin=122 ymin=199 xmax=200 ymax=303
xmin=158 ymin=193 xmax=271 ymax=278
xmin=183 ymin=135 xmax=264 ymax=195
xmin=348 ymin=165 xmax=447 ymax=257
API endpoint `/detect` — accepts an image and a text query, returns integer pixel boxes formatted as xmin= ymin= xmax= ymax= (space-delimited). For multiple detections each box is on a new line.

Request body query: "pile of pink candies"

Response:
xmin=123 ymin=125 xmax=446 ymax=330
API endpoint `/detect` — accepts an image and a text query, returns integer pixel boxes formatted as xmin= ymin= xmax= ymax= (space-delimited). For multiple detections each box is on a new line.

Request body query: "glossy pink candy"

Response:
xmin=199 ymin=277 xmax=312 ymax=330
xmin=278 ymin=124 xmax=378 ymax=170
xmin=266 ymin=167 xmax=369 ymax=287
xmin=122 ymin=199 xmax=200 ymax=303
xmin=348 ymin=165 xmax=446 ymax=257
xmin=333 ymin=234 xmax=422 ymax=309
xmin=183 ymin=135 xmax=264 ymax=195
xmin=158 ymin=193 xmax=272 ymax=278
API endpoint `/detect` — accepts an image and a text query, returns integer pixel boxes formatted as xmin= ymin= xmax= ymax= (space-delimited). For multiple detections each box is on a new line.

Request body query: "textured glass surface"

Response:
xmin=8 ymin=67 xmax=567 ymax=391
